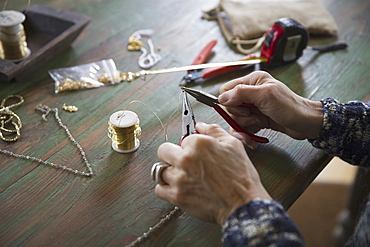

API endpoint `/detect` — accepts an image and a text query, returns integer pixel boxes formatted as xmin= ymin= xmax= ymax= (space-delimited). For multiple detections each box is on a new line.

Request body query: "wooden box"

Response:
xmin=0 ymin=5 xmax=90 ymax=81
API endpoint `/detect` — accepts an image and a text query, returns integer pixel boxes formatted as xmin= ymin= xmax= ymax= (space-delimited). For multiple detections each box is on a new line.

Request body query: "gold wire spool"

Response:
xmin=0 ymin=10 xmax=31 ymax=62
xmin=108 ymin=110 xmax=141 ymax=153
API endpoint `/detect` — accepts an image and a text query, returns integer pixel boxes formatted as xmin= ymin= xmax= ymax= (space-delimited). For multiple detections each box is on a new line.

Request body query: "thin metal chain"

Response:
xmin=0 ymin=104 xmax=93 ymax=177
xmin=126 ymin=206 xmax=180 ymax=247
xmin=0 ymin=95 xmax=24 ymax=141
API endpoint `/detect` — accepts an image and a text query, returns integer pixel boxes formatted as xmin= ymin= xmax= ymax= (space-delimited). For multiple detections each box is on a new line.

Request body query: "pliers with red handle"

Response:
xmin=182 ymin=87 xmax=269 ymax=143
xmin=179 ymin=40 xmax=257 ymax=86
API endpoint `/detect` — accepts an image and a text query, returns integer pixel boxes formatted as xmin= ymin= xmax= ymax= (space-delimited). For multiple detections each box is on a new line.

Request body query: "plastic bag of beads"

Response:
xmin=49 ymin=59 xmax=121 ymax=93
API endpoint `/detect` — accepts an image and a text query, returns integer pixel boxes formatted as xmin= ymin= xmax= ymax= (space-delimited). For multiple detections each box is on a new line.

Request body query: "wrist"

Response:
xmin=217 ymin=182 xmax=272 ymax=225
xmin=303 ymin=99 xmax=324 ymax=139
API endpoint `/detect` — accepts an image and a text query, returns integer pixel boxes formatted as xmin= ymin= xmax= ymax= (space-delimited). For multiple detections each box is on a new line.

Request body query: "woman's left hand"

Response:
xmin=154 ymin=122 xmax=271 ymax=225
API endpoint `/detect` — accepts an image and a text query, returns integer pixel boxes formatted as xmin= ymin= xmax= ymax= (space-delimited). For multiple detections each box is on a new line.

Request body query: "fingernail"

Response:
xmin=196 ymin=122 xmax=206 ymax=130
xmin=218 ymin=93 xmax=227 ymax=104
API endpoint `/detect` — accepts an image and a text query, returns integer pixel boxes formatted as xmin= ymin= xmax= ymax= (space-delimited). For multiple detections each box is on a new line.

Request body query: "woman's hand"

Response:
xmin=155 ymin=122 xmax=271 ymax=226
xmin=218 ymin=71 xmax=323 ymax=147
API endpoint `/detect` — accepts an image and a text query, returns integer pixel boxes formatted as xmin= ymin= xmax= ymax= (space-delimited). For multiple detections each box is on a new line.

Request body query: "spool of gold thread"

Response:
xmin=0 ymin=10 xmax=31 ymax=62
xmin=108 ymin=110 xmax=141 ymax=153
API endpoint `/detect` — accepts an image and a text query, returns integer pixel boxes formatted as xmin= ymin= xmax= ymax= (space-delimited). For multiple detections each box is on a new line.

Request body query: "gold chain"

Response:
xmin=0 ymin=94 xmax=24 ymax=142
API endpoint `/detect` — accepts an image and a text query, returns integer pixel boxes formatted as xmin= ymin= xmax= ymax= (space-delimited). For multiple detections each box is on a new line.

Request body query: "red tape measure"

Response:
xmin=261 ymin=18 xmax=309 ymax=67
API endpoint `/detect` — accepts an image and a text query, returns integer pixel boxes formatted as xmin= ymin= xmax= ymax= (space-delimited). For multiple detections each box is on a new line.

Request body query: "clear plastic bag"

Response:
xmin=49 ymin=59 xmax=121 ymax=93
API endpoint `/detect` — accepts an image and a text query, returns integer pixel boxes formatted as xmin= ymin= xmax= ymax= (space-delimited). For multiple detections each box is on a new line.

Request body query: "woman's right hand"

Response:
xmin=218 ymin=71 xmax=324 ymax=147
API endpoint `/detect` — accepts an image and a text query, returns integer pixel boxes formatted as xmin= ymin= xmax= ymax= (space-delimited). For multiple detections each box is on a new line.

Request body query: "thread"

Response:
xmin=108 ymin=110 xmax=141 ymax=153
xmin=0 ymin=10 xmax=31 ymax=62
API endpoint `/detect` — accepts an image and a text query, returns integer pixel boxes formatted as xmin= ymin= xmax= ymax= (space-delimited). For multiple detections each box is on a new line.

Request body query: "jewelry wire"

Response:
xmin=2 ymin=0 xmax=31 ymax=12
xmin=121 ymin=91 xmax=182 ymax=142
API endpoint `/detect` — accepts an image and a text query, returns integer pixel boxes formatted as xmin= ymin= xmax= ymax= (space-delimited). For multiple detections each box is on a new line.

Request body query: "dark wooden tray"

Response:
xmin=0 ymin=5 xmax=90 ymax=82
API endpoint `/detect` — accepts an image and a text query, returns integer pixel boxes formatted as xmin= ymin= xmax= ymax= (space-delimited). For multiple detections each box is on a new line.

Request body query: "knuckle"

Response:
xmin=253 ymin=70 xmax=271 ymax=77
xmin=206 ymin=123 xmax=220 ymax=132
xmin=178 ymin=150 xmax=195 ymax=165
xmin=234 ymin=84 xmax=246 ymax=94
xmin=185 ymin=134 xmax=214 ymax=150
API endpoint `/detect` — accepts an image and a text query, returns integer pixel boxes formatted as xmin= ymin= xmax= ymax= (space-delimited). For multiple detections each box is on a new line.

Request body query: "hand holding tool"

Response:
xmin=182 ymin=87 xmax=269 ymax=143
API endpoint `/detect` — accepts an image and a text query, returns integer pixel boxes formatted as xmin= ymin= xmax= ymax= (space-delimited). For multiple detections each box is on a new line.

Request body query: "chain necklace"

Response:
xmin=0 ymin=104 xmax=93 ymax=177
xmin=126 ymin=206 xmax=181 ymax=247
xmin=0 ymin=94 xmax=24 ymax=141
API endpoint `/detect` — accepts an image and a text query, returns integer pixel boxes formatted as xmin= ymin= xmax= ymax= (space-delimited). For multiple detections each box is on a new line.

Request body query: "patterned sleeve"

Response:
xmin=309 ymin=98 xmax=370 ymax=168
xmin=222 ymin=199 xmax=305 ymax=247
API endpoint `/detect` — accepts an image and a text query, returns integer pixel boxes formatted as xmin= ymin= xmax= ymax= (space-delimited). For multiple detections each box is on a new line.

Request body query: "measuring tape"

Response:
xmin=261 ymin=17 xmax=309 ymax=67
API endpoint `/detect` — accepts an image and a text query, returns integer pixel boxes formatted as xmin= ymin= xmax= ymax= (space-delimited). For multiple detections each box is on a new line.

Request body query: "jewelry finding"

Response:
xmin=62 ymin=103 xmax=78 ymax=112
xmin=56 ymin=77 xmax=95 ymax=92
xmin=151 ymin=162 xmax=171 ymax=185
xmin=127 ymin=29 xmax=161 ymax=69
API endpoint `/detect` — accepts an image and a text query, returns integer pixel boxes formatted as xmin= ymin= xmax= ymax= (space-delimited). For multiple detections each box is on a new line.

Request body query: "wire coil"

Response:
xmin=108 ymin=110 xmax=141 ymax=153
xmin=0 ymin=10 xmax=31 ymax=62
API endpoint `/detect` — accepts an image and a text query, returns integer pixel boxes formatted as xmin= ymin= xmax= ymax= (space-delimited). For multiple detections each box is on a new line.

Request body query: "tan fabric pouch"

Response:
xmin=203 ymin=0 xmax=338 ymax=54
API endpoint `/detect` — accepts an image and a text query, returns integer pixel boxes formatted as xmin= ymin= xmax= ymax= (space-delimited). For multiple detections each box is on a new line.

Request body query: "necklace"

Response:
xmin=0 ymin=104 xmax=93 ymax=177
xmin=126 ymin=206 xmax=181 ymax=247
xmin=0 ymin=94 xmax=24 ymax=142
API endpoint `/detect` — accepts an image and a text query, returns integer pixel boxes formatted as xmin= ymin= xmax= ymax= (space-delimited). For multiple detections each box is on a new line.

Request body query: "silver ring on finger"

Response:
xmin=151 ymin=162 xmax=171 ymax=185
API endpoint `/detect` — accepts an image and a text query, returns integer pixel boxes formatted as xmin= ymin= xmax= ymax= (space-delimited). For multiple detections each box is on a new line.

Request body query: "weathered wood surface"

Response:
xmin=0 ymin=0 xmax=369 ymax=246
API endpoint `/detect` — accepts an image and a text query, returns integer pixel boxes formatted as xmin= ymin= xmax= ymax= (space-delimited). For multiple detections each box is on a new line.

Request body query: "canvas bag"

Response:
xmin=203 ymin=0 xmax=338 ymax=54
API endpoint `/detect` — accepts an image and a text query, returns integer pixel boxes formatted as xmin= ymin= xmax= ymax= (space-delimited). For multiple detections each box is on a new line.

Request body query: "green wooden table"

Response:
xmin=1 ymin=0 xmax=369 ymax=246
